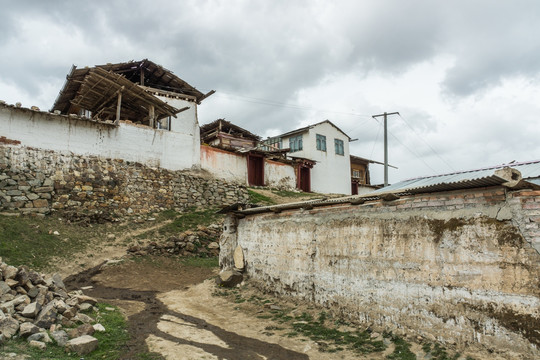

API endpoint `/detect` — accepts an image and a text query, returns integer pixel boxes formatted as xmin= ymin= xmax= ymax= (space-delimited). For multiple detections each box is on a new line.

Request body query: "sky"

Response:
xmin=1 ymin=0 xmax=539 ymax=185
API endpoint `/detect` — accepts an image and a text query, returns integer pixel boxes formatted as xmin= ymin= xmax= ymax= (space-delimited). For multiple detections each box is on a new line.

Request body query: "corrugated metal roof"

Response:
xmin=224 ymin=160 xmax=540 ymax=216
xmin=370 ymin=160 xmax=540 ymax=195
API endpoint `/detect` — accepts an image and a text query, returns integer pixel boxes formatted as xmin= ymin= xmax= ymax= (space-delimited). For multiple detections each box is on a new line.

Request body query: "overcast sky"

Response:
xmin=1 ymin=0 xmax=539 ymax=184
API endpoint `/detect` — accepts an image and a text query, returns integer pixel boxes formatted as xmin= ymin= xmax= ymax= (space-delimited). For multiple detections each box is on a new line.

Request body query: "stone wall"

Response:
xmin=221 ymin=186 xmax=540 ymax=359
xmin=0 ymin=145 xmax=248 ymax=215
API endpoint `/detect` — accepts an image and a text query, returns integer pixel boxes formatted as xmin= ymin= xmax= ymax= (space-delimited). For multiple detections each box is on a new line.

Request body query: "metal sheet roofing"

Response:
xmin=370 ymin=160 xmax=540 ymax=195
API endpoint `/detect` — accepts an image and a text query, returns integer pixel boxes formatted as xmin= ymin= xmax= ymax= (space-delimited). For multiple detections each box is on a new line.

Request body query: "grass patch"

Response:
xmin=271 ymin=189 xmax=316 ymax=198
xmin=290 ymin=311 xmax=386 ymax=354
xmin=158 ymin=208 xmax=222 ymax=235
xmin=180 ymin=256 xmax=219 ymax=268
xmin=386 ymin=334 xmax=416 ymax=360
xmin=422 ymin=342 xmax=461 ymax=360
xmin=248 ymin=189 xmax=275 ymax=205
xmin=0 ymin=303 xmax=128 ymax=359
xmin=0 ymin=214 xmax=110 ymax=270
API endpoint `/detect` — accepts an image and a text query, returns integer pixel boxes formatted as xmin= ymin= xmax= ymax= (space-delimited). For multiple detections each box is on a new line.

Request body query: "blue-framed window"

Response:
xmin=264 ymin=137 xmax=282 ymax=150
xmin=334 ymin=138 xmax=344 ymax=155
xmin=289 ymin=135 xmax=303 ymax=152
xmin=316 ymin=134 xmax=326 ymax=151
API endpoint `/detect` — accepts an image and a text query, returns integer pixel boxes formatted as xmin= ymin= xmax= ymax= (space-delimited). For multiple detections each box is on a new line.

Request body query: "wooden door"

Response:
xmin=298 ymin=166 xmax=311 ymax=192
xmin=248 ymin=154 xmax=264 ymax=186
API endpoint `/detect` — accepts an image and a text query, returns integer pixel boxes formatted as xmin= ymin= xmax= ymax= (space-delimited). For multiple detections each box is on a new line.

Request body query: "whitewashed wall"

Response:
xmin=201 ymin=145 xmax=296 ymax=189
xmin=0 ymin=104 xmax=200 ymax=170
xmin=264 ymin=159 xmax=296 ymax=189
xmin=200 ymin=145 xmax=247 ymax=183
xmin=282 ymin=122 xmax=351 ymax=194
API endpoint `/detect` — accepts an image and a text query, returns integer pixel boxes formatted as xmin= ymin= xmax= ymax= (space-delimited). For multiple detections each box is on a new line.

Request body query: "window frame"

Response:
xmin=289 ymin=135 xmax=303 ymax=152
xmin=316 ymin=134 xmax=327 ymax=152
xmin=334 ymin=138 xmax=344 ymax=155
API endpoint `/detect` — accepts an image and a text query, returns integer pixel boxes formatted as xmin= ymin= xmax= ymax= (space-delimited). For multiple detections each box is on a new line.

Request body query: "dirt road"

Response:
xmin=64 ymin=257 xmax=386 ymax=360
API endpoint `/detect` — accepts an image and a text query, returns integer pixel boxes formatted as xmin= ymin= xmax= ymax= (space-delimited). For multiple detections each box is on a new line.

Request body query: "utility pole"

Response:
xmin=372 ymin=111 xmax=399 ymax=187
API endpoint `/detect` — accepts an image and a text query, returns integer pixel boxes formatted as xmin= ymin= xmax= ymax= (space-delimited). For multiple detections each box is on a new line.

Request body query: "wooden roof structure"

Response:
xmin=51 ymin=59 xmax=214 ymax=124
xmin=200 ymin=119 xmax=261 ymax=143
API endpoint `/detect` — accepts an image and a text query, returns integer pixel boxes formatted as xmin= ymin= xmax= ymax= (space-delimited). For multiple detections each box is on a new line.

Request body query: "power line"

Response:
xmin=397 ymin=113 xmax=456 ymax=172
xmin=207 ymin=91 xmax=373 ymax=118
xmin=387 ymin=130 xmax=438 ymax=174
xmin=370 ymin=118 xmax=383 ymax=159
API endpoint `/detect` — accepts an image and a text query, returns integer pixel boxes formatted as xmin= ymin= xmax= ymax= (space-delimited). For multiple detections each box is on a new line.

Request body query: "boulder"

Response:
xmin=73 ymin=313 xmax=94 ymax=324
xmin=0 ymin=315 xmax=19 ymax=339
xmin=28 ymin=332 xmax=47 ymax=342
xmin=68 ymin=323 xmax=95 ymax=338
xmin=51 ymin=330 xmax=69 ymax=346
xmin=0 ymin=281 xmax=11 ymax=295
xmin=79 ymin=303 xmax=93 ymax=312
xmin=75 ymin=295 xmax=97 ymax=305
xmin=51 ymin=273 xmax=65 ymax=291
xmin=21 ymin=302 xmax=41 ymax=318
xmin=19 ymin=322 xmax=39 ymax=337
xmin=35 ymin=301 xmax=57 ymax=328
xmin=215 ymin=270 xmax=243 ymax=288
xmin=233 ymin=245 xmax=245 ymax=270
xmin=28 ymin=340 xmax=46 ymax=350
xmin=66 ymin=335 xmax=99 ymax=355
xmin=93 ymin=323 xmax=106 ymax=332
xmin=3 ymin=266 xmax=18 ymax=280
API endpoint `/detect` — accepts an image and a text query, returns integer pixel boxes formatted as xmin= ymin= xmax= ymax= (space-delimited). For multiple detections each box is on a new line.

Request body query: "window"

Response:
xmin=263 ymin=137 xmax=282 ymax=151
xmin=335 ymin=139 xmax=344 ymax=155
xmin=316 ymin=134 xmax=326 ymax=151
xmin=352 ymin=170 xmax=361 ymax=178
xmin=289 ymin=135 xmax=303 ymax=152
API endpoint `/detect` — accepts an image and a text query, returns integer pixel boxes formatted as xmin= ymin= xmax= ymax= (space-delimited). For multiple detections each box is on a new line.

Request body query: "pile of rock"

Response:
xmin=0 ymin=258 xmax=103 ymax=355
xmin=127 ymin=223 xmax=222 ymax=257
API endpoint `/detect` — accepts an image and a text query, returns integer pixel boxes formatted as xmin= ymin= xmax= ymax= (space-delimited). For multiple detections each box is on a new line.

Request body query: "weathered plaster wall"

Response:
xmin=0 ymin=104 xmax=200 ymax=171
xmin=201 ymin=145 xmax=247 ymax=183
xmin=264 ymin=159 xmax=296 ymax=189
xmin=221 ymin=187 xmax=540 ymax=358
xmin=0 ymin=145 xmax=248 ymax=215
xmin=200 ymin=145 xmax=296 ymax=189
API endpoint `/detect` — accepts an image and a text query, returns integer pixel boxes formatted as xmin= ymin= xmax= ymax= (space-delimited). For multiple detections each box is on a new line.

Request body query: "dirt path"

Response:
xmin=56 ymin=220 xmax=173 ymax=278
xmin=64 ymin=258 xmax=324 ymax=359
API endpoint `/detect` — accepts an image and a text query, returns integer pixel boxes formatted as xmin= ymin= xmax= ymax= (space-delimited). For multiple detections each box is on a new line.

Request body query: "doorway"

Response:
xmin=247 ymin=154 xmax=264 ymax=186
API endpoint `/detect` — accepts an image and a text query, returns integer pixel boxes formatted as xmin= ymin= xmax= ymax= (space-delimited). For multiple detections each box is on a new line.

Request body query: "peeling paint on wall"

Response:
xmin=221 ymin=187 xmax=540 ymax=358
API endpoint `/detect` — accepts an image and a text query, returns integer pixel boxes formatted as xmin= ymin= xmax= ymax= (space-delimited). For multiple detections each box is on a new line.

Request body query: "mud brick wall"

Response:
xmin=221 ymin=187 xmax=540 ymax=359
xmin=0 ymin=145 xmax=248 ymax=215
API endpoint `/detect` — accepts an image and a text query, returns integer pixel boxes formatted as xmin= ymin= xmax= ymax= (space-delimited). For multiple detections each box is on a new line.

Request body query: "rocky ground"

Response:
xmin=0 ymin=190 xmax=492 ymax=359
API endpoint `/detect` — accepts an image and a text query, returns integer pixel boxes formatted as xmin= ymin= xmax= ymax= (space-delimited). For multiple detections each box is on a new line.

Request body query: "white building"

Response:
xmin=0 ymin=59 xmax=213 ymax=171
xmin=265 ymin=120 xmax=352 ymax=195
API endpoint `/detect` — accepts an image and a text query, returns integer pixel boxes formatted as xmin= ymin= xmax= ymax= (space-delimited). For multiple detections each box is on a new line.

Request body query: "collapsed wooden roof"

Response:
xmin=200 ymin=119 xmax=261 ymax=142
xmin=51 ymin=59 xmax=213 ymax=123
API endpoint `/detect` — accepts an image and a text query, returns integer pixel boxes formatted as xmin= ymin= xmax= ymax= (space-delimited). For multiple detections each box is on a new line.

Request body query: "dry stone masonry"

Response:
xmin=0 ymin=145 xmax=248 ymax=216
xmin=0 ymin=257 xmax=102 ymax=355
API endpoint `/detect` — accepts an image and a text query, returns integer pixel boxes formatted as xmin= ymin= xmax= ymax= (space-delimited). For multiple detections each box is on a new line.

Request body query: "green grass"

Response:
xmin=247 ymin=189 xmax=275 ymax=204
xmin=421 ymin=342 xmax=461 ymax=360
xmin=158 ymin=208 xmax=222 ymax=235
xmin=0 ymin=303 xmax=128 ymax=359
xmin=386 ymin=334 xmax=416 ymax=360
xmin=0 ymin=214 xmax=108 ymax=270
xmin=180 ymin=256 xmax=219 ymax=268
xmin=271 ymin=189 xmax=317 ymax=198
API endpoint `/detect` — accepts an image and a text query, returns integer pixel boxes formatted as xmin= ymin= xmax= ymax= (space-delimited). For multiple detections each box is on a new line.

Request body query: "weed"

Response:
xmin=386 ymin=335 xmax=416 ymax=360
xmin=158 ymin=208 xmax=222 ymax=235
xmin=247 ymin=189 xmax=275 ymax=204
